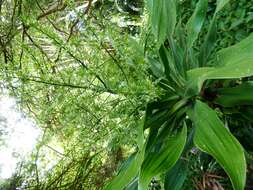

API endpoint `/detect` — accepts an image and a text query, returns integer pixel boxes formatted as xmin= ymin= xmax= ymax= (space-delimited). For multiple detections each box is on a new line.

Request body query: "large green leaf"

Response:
xmin=186 ymin=0 xmax=208 ymax=49
xmin=205 ymin=58 xmax=253 ymax=80
xmin=164 ymin=159 xmax=188 ymax=190
xmin=104 ymin=120 xmax=145 ymax=190
xmin=185 ymin=67 xmax=214 ymax=96
xmin=125 ymin=178 xmax=138 ymax=190
xmin=104 ymin=151 xmax=143 ymax=190
xmin=215 ymin=81 xmax=253 ymax=107
xmin=186 ymin=58 xmax=253 ymax=95
xmin=147 ymin=0 xmax=176 ymax=46
xmin=159 ymin=45 xmax=185 ymax=87
xmin=164 ymin=127 xmax=195 ymax=190
xmin=139 ymin=126 xmax=187 ymax=190
xmin=190 ymin=100 xmax=246 ymax=190
xmin=215 ymin=33 xmax=253 ymax=66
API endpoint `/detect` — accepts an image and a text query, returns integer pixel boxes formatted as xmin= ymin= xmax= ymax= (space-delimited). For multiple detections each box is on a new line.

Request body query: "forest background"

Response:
xmin=0 ymin=0 xmax=253 ymax=189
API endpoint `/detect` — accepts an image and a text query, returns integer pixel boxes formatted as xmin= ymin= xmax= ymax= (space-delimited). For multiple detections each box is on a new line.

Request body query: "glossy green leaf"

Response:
xmin=104 ymin=151 xmax=143 ymax=190
xmin=215 ymin=81 xmax=253 ymax=107
xmin=164 ymin=127 xmax=194 ymax=190
xmin=159 ymin=45 xmax=184 ymax=87
xmin=125 ymin=178 xmax=138 ymax=190
xmin=205 ymin=58 xmax=253 ymax=79
xmin=190 ymin=100 xmax=246 ymax=190
xmin=139 ymin=126 xmax=187 ymax=190
xmin=186 ymin=58 xmax=253 ymax=95
xmin=215 ymin=33 xmax=253 ymax=66
xmin=164 ymin=159 xmax=188 ymax=190
xmin=104 ymin=120 xmax=145 ymax=190
xmin=185 ymin=67 xmax=214 ymax=96
xmin=147 ymin=0 xmax=176 ymax=45
xmin=186 ymin=0 xmax=208 ymax=48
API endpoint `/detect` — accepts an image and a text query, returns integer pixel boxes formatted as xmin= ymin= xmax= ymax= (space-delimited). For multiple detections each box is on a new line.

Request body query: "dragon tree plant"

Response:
xmin=105 ymin=0 xmax=253 ymax=189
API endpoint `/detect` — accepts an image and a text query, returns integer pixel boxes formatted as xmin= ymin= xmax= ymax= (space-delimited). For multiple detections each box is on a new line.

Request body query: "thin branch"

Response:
xmin=19 ymin=23 xmax=26 ymax=69
xmin=23 ymin=29 xmax=52 ymax=65
xmin=37 ymin=1 xmax=67 ymax=20
xmin=35 ymin=150 xmax=40 ymax=188
xmin=67 ymin=0 xmax=93 ymax=41
xmin=89 ymin=18 xmax=129 ymax=84
xmin=22 ymin=76 xmax=116 ymax=94
xmin=44 ymin=144 xmax=66 ymax=157
xmin=32 ymin=25 xmax=110 ymax=90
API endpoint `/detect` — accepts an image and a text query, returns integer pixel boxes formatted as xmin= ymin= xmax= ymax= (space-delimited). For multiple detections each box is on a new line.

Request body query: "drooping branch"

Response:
xmin=21 ymin=76 xmax=116 ymax=94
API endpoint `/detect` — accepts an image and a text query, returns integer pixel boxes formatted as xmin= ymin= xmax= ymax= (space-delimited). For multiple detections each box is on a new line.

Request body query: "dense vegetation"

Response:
xmin=0 ymin=0 xmax=253 ymax=189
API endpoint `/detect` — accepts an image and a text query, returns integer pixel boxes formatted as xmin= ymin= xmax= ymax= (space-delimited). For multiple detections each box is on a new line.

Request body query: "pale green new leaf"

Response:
xmin=186 ymin=0 xmax=208 ymax=49
xmin=139 ymin=126 xmax=187 ymax=190
xmin=190 ymin=100 xmax=246 ymax=190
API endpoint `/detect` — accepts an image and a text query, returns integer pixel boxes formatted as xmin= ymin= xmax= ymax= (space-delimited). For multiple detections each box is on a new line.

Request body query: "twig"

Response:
xmin=67 ymin=0 xmax=93 ymax=41
xmin=37 ymin=1 xmax=67 ymax=20
xmin=22 ymin=76 xmax=115 ymax=94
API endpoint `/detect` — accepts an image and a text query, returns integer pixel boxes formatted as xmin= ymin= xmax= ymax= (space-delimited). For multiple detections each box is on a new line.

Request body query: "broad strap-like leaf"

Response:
xmin=164 ymin=159 xmax=188 ymax=190
xmin=215 ymin=81 xmax=253 ymax=107
xmin=164 ymin=126 xmax=194 ymax=190
xmin=186 ymin=58 xmax=253 ymax=96
xmin=205 ymin=59 xmax=253 ymax=79
xmin=215 ymin=33 xmax=253 ymax=66
xmin=190 ymin=100 xmax=246 ymax=190
xmin=104 ymin=120 xmax=145 ymax=190
xmin=148 ymin=56 xmax=165 ymax=79
xmin=125 ymin=178 xmax=138 ymax=190
xmin=147 ymin=0 xmax=176 ymax=46
xmin=186 ymin=0 xmax=208 ymax=49
xmin=139 ymin=126 xmax=187 ymax=190
xmin=159 ymin=45 xmax=184 ymax=87
xmin=104 ymin=151 xmax=144 ymax=190
xmin=185 ymin=67 xmax=214 ymax=96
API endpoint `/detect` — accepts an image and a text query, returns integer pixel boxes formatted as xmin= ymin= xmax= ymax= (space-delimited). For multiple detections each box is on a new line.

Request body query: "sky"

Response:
xmin=0 ymin=95 xmax=41 ymax=179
